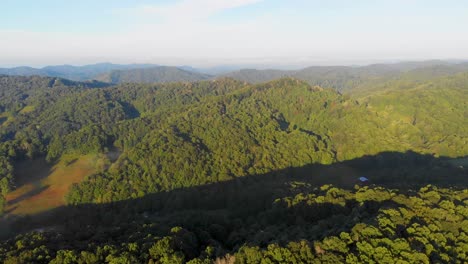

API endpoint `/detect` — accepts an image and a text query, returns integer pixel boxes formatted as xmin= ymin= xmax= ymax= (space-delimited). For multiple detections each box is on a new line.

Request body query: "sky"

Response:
xmin=1 ymin=0 xmax=468 ymax=67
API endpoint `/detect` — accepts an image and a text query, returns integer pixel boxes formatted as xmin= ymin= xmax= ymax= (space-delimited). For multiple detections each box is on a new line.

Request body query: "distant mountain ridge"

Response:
xmin=0 ymin=63 xmax=158 ymax=81
xmin=2 ymin=60 xmax=468 ymax=91
xmin=94 ymin=66 xmax=212 ymax=84
xmin=222 ymin=60 xmax=468 ymax=91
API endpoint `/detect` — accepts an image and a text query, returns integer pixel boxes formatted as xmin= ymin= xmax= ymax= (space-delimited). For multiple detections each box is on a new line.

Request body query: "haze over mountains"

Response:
xmin=94 ymin=66 xmax=212 ymax=84
xmin=3 ymin=60 xmax=468 ymax=92
xmin=0 ymin=63 xmax=157 ymax=81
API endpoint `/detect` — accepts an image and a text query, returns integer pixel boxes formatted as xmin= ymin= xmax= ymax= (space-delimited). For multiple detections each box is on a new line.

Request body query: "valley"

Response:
xmin=0 ymin=62 xmax=466 ymax=263
xmin=2 ymin=0 xmax=468 ymax=262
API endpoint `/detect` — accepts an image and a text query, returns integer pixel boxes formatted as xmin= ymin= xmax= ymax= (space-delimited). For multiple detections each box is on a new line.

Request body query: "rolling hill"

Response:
xmin=0 ymin=71 xmax=467 ymax=263
xmin=94 ymin=66 xmax=212 ymax=84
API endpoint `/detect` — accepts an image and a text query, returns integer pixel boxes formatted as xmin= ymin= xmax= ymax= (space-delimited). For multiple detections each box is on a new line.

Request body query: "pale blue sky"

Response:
xmin=1 ymin=0 xmax=467 ymax=67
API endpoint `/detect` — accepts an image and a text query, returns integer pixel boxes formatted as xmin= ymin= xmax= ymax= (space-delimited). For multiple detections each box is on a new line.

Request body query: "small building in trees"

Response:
xmin=357 ymin=176 xmax=369 ymax=186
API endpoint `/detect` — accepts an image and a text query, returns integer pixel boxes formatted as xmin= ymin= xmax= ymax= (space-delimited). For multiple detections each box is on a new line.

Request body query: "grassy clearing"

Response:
xmin=5 ymin=154 xmax=104 ymax=216
xmin=19 ymin=105 xmax=35 ymax=114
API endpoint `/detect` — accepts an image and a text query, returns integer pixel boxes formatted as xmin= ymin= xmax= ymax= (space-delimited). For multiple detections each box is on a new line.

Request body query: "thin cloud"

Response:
xmin=1 ymin=1 xmax=468 ymax=67
xmin=114 ymin=0 xmax=264 ymax=22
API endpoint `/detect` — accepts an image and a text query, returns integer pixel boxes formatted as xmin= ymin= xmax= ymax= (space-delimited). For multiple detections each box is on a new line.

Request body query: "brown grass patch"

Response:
xmin=5 ymin=154 xmax=101 ymax=216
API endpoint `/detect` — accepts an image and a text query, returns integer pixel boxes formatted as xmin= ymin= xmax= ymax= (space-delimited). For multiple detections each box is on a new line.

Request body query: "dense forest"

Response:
xmin=0 ymin=64 xmax=467 ymax=263
xmin=95 ymin=66 xmax=212 ymax=84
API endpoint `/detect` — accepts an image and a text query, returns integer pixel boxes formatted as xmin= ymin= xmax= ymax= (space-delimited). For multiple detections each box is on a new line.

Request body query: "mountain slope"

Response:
xmin=95 ymin=66 xmax=212 ymax=84
xmin=0 ymin=74 xmax=468 ymax=263
xmin=0 ymin=74 xmax=467 ymax=263
xmin=221 ymin=69 xmax=292 ymax=83
xmin=1 ymin=75 xmax=466 ymax=202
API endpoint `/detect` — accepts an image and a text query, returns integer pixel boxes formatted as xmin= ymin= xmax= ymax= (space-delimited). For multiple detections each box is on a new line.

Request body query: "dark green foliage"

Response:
xmin=1 ymin=182 xmax=467 ymax=263
xmin=0 ymin=143 xmax=15 ymax=215
xmin=0 ymin=74 xmax=466 ymax=204
xmin=0 ymin=70 xmax=467 ymax=263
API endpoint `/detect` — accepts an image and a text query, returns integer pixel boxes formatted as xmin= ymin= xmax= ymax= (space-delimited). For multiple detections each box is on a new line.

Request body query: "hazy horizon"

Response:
xmin=2 ymin=58 xmax=468 ymax=71
xmin=2 ymin=0 xmax=468 ymax=67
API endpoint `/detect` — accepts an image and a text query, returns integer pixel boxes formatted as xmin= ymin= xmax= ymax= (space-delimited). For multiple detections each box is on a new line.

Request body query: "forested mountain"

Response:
xmin=0 ymin=66 xmax=46 ymax=77
xmin=222 ymin=69 xmax=291 ymax=83
xmin=221 ymin=61 xmax=468 ymax=92
xmin=0 ymin=72 xmax=467 ymax=263
xmin=2 ymin=60 xmax=468 ymax=88
xmin=0 ymin=63 xmax=157 ymax=81
xmin=94 ymin=66 xmax=212 ymax=84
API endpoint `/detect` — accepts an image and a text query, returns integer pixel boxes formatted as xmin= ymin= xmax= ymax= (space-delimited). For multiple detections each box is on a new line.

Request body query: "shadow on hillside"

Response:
xmin=0 ymin=116 xmax=7 ymax=126
xmin=12 ymin=157 xmax=54 ymax=187
xmin=6 ymin=185 xmax=50 ymax=206
xmin=1 ymin=151 xmax=466 ymax=241
xmin=3 ymin=158 xmax=55 ymax=216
